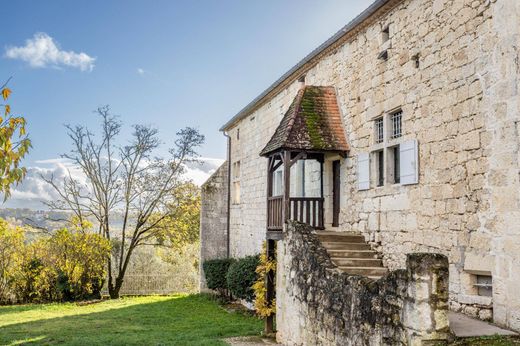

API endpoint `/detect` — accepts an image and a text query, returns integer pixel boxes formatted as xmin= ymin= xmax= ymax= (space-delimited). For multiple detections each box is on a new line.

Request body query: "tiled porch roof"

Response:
xmin=260 ymin=86 xmax=349 ymax=157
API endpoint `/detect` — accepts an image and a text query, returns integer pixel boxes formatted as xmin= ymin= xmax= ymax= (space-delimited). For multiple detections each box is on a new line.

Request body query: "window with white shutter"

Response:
xmin=399 ymin=140 xmax=418 ymax=185
xmin=357 ymin=153 xmax=370 ymax=190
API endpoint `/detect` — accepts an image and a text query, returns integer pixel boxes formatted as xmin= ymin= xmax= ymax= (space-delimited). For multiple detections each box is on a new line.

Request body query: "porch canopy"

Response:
xmin=260 ymin=86 xmax=349 ymax=238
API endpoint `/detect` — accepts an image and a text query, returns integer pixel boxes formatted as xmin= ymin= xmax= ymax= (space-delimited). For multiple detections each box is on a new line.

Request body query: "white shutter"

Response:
xmin=400 ymin=139 xmax=419 ymax=185
xmin=357 ymin=152 xmax=370 ymax=190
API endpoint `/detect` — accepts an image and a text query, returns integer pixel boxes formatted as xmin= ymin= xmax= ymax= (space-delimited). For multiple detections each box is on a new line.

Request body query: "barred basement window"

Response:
xmin=391 ymin=111 xmax=402 ymax=139
xmin=375 ymin=117 xmax=384 ymax=144
xmin=475 ymin=275 xmax=492 ymax=297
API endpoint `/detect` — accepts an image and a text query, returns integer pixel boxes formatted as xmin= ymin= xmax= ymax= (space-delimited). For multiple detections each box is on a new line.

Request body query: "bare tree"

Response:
xmin=43 ymin=106 xmax=204 ymax=298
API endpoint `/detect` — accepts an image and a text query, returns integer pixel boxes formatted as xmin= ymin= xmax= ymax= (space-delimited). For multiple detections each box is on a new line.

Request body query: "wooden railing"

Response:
xmin=290 ymin=197 xmax=324 ymax=229
xmin=267 ymin=196 xmax=324 ymax=231
xmin=267 ymin=196 xmax=284 ymax=231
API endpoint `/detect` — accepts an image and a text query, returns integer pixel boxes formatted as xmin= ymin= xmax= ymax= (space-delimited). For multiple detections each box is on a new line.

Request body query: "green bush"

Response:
xmin=226 ymin=255 xmax=259 ymax=302
xmin=203 ymin=258 xmax=235 ymax=292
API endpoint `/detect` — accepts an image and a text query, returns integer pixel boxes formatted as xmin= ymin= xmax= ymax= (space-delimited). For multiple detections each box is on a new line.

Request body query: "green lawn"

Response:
xmin=0 ymin=295 xmax=263 ymax=346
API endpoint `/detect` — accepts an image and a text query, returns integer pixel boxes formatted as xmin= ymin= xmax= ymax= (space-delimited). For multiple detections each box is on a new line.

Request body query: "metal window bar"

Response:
xmin=375 ymin=118 xmax=384 ymax=143
xmin=391 ymin=111 xmax=402 ymax=139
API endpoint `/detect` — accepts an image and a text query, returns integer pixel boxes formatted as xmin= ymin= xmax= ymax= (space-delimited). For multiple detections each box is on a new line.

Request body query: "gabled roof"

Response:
xmin=259 ymin=86 xmax=349 ymax=157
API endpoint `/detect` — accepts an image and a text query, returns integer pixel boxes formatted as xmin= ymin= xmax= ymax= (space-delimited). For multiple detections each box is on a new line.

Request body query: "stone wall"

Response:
xmin=199 ymin=162 xmax=229 ymax=291
xmin=224 ymin=0 xmax=520 ymax=330
xmin=277 ymin=222 xmax=450 ymax=346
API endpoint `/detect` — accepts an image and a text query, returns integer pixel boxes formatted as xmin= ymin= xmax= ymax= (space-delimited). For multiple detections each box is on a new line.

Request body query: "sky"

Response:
xmin=1 ymin=0 xmax=370 ymax=209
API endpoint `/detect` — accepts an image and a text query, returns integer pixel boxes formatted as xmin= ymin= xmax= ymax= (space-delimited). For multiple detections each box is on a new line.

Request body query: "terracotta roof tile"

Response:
xmin=260 ymin=86 xmax=349 ymax=156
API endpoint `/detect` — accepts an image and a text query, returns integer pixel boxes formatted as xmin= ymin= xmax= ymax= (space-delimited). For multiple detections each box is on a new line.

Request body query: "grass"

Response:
xmin=0 ymin=294 xmax=263 ymax=346
xmin=447 ymin=335 xmax=520 ymax=346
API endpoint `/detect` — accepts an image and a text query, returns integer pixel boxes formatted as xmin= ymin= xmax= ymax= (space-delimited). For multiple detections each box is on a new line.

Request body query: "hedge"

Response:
xmin=226 ymin=255 xmax=260 ymax=302
xmin=202 ymin=258 xmax=235 ymax=291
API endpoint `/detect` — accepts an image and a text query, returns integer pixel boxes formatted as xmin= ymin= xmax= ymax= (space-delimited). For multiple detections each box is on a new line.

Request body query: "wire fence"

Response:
xmin=101 ymin=274 xmax=193 ymax=295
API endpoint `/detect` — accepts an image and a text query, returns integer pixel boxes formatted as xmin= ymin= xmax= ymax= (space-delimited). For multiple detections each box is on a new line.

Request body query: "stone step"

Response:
xmin=316 ymin=233 xmax=365 ymax=243
xmin=337 ymin=266 xmax=388 ymax=277
xmin=326 ymin=250 xmax=379 ymax=259
xmin=321 ymin=242 xmax=371 ymax=251
xmin=331 ymin=258 xmax=383 ymax=267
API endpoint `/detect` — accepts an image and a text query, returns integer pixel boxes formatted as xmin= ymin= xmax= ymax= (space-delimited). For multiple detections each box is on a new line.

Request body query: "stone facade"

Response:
xmin=199 ymin=162 xmax=229 ymax=291
xmin=202 ymin=0 xmax=520 ymax=334
xmin=277 ymin=222 xmax=450 ymax=346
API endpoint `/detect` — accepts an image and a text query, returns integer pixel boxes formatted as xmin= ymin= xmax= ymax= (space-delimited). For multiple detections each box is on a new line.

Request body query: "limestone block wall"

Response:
xmin=277 ymin=222 xmax=450 ymax=346
xmin=225 ymin=0 xmax=520 ymax=330
xmin=199 ymin=162 xmax=229 ymax=291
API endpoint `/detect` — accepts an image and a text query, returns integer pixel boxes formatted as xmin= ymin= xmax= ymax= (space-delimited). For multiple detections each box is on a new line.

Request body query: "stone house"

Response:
xmin=200 ymin=0 xmax=520 ymax=343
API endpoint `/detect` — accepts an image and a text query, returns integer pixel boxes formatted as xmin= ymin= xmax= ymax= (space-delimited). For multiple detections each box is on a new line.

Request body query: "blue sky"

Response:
xmin=1 ymin=0 xmax=369 ymax=208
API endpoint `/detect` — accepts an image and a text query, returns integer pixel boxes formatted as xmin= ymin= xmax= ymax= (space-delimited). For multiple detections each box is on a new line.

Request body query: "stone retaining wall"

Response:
xmin=277 ymin=222 xmax=450 ymax=345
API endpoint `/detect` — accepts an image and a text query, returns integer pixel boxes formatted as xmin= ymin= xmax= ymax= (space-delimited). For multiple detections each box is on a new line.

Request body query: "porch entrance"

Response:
xmin=258 ymin=85 xmax=350 ymax=333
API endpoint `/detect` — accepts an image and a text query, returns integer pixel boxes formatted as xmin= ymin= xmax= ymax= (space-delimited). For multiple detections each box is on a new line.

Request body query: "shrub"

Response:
xmin=203 ymin=258 xmax=235 ymax=293
xmin=226 ymin=255 xmax=259 ymax=302
xmin=11 ymin=227 xmax=111 ymax=303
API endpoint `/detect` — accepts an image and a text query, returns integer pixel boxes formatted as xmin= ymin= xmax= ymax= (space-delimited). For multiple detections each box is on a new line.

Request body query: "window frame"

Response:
xmin=367 ymin=109 xmax=414 ymax=188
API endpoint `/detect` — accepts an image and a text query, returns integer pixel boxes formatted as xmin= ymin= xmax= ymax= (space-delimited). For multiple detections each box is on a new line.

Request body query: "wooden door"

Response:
xmin=332 ymin=160 xmax=341 ymax=227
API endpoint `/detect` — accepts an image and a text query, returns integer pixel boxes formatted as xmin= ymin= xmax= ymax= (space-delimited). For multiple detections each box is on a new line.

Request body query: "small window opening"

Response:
xmin=382 ymin=25 xmax=390 ymax=42
xmin=236 ymin=128 xmax=240 ymax=140
xmin=391 ymin=111 xmax=402 ymax=139
xmin=298 ymin=75 xmax=306 ymax=83
xmin=378 ymin=50 xmax=389 ymax=61
xmin=375 ymin=117 xmax=384 ymax=144
xmin=376 ymin=150 xmax=384 ymax=187
xmin=475 ymin=275 xmax=493 ymax=297
xmin=412 ymin=54 xmax=420 ymax=68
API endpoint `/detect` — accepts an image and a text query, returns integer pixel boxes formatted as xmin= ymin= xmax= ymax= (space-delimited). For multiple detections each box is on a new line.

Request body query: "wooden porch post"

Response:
xmin=282 ymin=150 xmax=291 ymax=224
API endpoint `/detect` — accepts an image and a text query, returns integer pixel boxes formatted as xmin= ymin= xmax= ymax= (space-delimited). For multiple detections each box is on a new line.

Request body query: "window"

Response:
xmin=357 ymin=110 xmax=418 ymax=189
xmin=389 ymin=145 xmax=400 ymax=184
xmin=382 ymin=25 xmax=390 ymax=42
xmin=391 ymin=111 xmax=402 ymax=139
xmin=376 ymin=150 xmax=384 ymax=187
xmin=475 ymin=275 xmax=492 ymax=297
xmin=374 ymin=117 xmax=384 ymax=144
xmin=236 ymin=128 xmax=240 ymax=140
xmin=232 ymin=161 xmax=241 ymax=204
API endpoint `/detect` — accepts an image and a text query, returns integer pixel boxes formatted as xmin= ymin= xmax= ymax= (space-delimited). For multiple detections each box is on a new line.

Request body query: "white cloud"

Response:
xmin=3 ymin=157 xmax=225 ymax=210
xmin=5 ymin=33 xmax=95 ymax=71
xmin=137 ymin=68 xmax=145 ymax=75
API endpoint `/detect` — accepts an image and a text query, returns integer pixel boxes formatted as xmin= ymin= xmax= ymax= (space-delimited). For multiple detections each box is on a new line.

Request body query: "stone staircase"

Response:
xmin=315 ymin=231 xmax=388 ymax=280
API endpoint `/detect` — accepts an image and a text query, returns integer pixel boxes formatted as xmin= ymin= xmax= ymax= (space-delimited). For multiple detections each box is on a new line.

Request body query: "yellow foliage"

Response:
xmin=0 ymin=218 xmax=25 ymax=303
xmin=0 ymin=80 xmax=31 ymax=200
xmin=2 ymin=87 xmax=11 ymax=101
xmin=252 ymin=241 xmax=276 ymax=318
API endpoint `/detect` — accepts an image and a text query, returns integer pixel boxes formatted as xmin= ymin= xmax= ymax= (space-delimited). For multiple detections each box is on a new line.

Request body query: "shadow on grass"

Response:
xmin=0 ymin=295 xmax=262 ymax=346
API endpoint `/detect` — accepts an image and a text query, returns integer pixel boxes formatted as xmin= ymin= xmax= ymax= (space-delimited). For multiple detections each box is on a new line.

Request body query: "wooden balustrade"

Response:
xmin=290 ymin=197 xmax=324 ymax=229
xmin=267 ymin=196 xmax=324 ymax=231
xmin=267 ymin=196 xmax=284 ymax=231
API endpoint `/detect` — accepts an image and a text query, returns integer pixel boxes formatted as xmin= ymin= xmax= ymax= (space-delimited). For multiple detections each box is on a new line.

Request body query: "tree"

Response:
xmin=0 ymin=218 xmax=25 ymax=303
xmin=0 ymin=78 xmax=31 ymax=199
xmin=43 ymin=106 xmax=204 ymax=298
